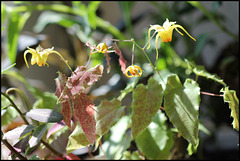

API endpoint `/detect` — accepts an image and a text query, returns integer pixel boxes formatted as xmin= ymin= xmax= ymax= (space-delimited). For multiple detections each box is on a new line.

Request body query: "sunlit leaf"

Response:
xmin=164 ymin=74 xmax=200 ymax=146
xmin=26 ymin=109 xmax=63 ymax=123
xmin=221 ymin=87 xmax=239 ymax=131
xmin=95 ymin=98 xmax=125 ymax=136
xmin=66 ymin=122 xmax=100 ymax=154
xmin=131 ymin=77 xmax=164 ymax=138
xmin=100 ymin=116 xmax=131 ymax=159
xmin=57 ymin=65 xmax=103 ymax=103
xmin=29 ymin=124 xmax=47 ymax=148
xmin=122 ymin=151 xmax=144 ymax=160
xmin=3 ymin=124 xmax=34 ymax=140
xmin=185 ymin=59 xmax=227 ymax=87
xmin=135 ymin=111 xmax=174 ymax=159
xmin=47 ymin=120 xmax=66 ymax=139
xmin=72 ymin=93 xmax=96 ymax=145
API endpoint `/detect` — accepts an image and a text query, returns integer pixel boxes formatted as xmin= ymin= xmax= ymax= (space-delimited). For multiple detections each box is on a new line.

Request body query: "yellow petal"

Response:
xmin=173 ymin=24 xmax=196 ymax=41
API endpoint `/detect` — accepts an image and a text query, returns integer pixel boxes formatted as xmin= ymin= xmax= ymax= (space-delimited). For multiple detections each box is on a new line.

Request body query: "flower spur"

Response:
xmin=147 ymin=18 xmax=196 ymax=59
xmin=24 ymin=45 xmax=73 ymax=72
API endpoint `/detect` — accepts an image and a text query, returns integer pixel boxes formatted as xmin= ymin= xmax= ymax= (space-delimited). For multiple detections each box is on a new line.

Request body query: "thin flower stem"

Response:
xmin=131 ymin=39 xmax=167 ymax=87
xmin=200 ymin=91 xmax=223 ymax=97
xmin=1 ymin=130 xmax=27 ymax=160
xmin=131 ymin=42 xmax=135 ymax=65
xmin=1 ymin=92 xmax=30 ymax=125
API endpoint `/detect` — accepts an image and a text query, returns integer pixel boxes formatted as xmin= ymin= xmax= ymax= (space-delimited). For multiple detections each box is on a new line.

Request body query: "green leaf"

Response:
xmin=66 ymin=122 xmax=100 ymax=154
xmin=221 ymin=87 xmax=239 ymax=131
xmin=100 ymin=116 xmax=131 ymax=159
xmin=29 ymin=155 xmax=40 ymax=160
xmin=1 ymin=63 xmax=16 ymax=74
xmin=135 ymin=111 xmax=174 ymax=159
xmin=87 ymin=1 xmax=101 ymax=29
xmin=131 ymin=77 xmax=164 ymax=138
xmin=33 ymin=11 xmax=79 ymax=33
xmin=164 ymin=74 xmax=200 ymax=146
xmin=7 ymin=10 xmax=31 ymax=63
xmin=121 ymin=151 xmax=144 ymax=160
xmin=185 ymin=58 xmax=227 ymax=87
xmin=187 ymin=139 xmax=199 ymax=155
xmin=26 ymin=109 xmax=63 ymax=123
xmin=95 ymin=98 xmax=125 ymax=136
xmin=29 ymin=124 xmax=47 ymax=148
xmin=1 ymin=107 xmax=18 ymax=126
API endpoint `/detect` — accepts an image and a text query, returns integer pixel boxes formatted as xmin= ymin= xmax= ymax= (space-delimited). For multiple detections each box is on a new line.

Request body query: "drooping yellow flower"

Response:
xmin=24 ymin=45 xmax=72 ymax=72
xmin=97 ymin=42 xmax=109 ymax=54
xmin=147 ymin=18 xmax=196 ymax=59
xmin=125 ymin=65 xmax=143 ymax=78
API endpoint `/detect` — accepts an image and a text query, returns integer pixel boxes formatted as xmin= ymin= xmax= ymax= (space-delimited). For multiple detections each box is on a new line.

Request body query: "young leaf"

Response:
xmin=29 ymin=124 xmax=47 ymax=148
xmin=3 ymin=125 xmax=34 ymax=140
xmin=185 ymin=59 xmax=227 ymax=87
xmin=66 ymin=122 xmax=100 ymax=154
xmin=95 ymin=98 xmax=125 ymax=136
xmin=55 ymin=72 xmax=72 ymax=128
xmin=221 ymin=87 xmax=239 ymax=131
xmin=26 ymin=109 xmax=63 ymax=123
xmin=57 ymin=65 xmax=103 ymax=103
xmin=131 ymin=77 xmax=164 ymax=138
xmin=60 ymin=100 xmax=72 ymax=128
xmin=113 ymin=42 xmax=127 ymax=74
xmin=164 ymin=74 xmax=200 ymax=146
xmin=72 ymin=93 xmax=96 ymax=145
xmin=47 ymin=120 xmax=66 ymax=139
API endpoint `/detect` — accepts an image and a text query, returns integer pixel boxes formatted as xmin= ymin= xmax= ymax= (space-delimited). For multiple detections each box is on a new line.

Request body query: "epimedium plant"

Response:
xmin=1 ymin=1 xmax=239 ymax=160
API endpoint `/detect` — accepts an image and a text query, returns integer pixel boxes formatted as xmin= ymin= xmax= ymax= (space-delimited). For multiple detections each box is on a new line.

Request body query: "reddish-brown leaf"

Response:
xmin=55 ymin=72 xmax=72 ymax=127
xmin=72 ymin=93 xmax=96 ymax=145
xmin=113 ymin=42 xmax=127 ymax=74
xmin=57 ymin=65 xmax=103 ymax=103
xmin=61 ymin=101 xmax=72 ymax=128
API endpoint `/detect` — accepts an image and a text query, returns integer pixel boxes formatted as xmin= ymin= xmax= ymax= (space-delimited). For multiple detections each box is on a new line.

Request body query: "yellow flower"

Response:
xmin=24 ymin=45 xmax=72 ymax=72
xmin=97 ymin=42 xmax=108 ymax=54
xmin=147 ymin=18 xmax=196 ymax=59
xmin=125 ymin=65 xmax=143 ymax=78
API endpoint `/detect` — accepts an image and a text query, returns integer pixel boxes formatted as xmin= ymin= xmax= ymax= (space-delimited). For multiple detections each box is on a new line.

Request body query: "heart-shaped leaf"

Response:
xmin=164 ymin=74 xmax=200 ymax=146
xmin=131 ymin=77 xmax=164 ymax=138
xmin=95 ymin=98 xmax=125 ymax=136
